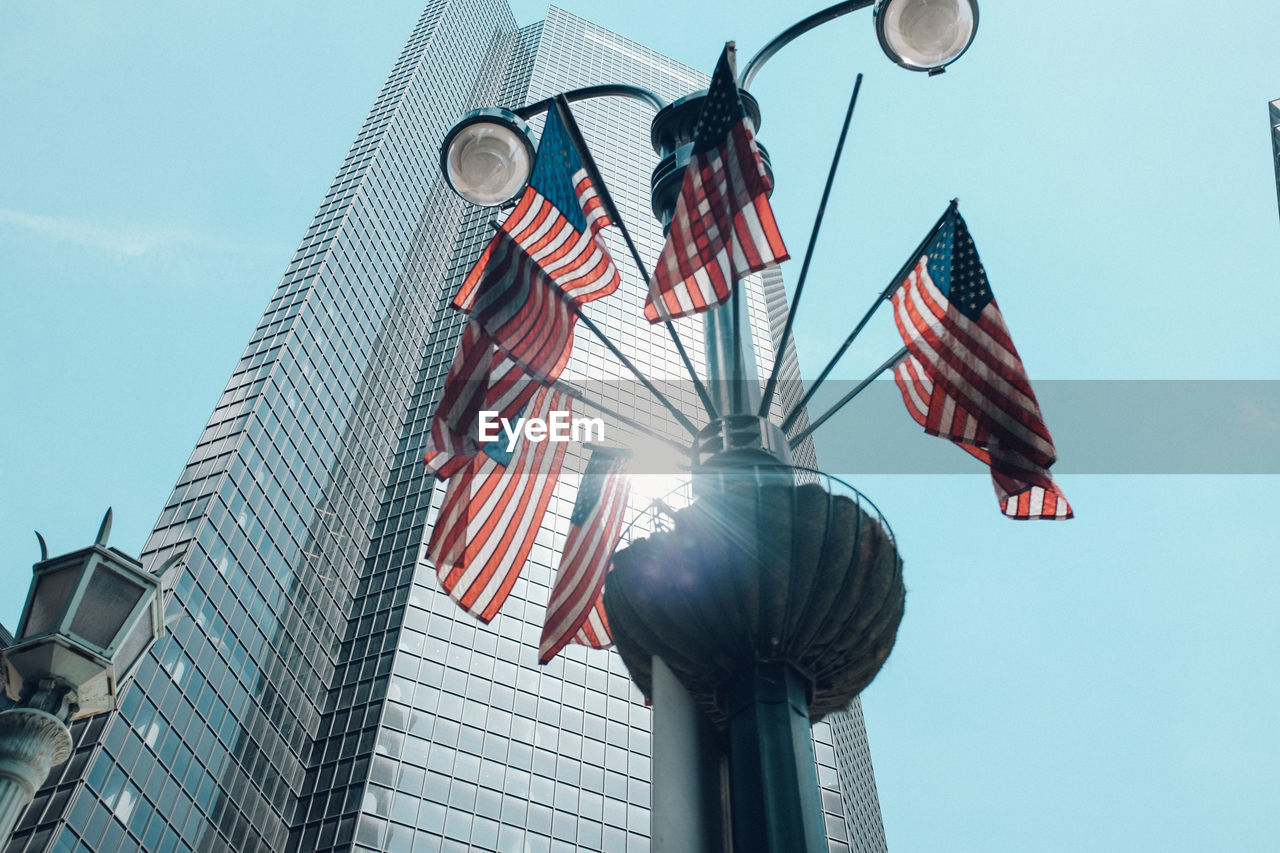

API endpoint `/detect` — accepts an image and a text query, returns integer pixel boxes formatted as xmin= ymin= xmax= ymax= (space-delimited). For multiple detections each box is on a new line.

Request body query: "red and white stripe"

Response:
xmin=891 ymin=257 xmax=1072 ymax=520
xmin=538 ymin=457 xmax=630 ymax=663
xmin=569 ymin=597 xmax=610 ymax=650
xmin=427 ymin=386 xmax=571 ymax=622
xmin=575 ymin=171 xmax=612 ymax=240
xmin=455 ymin=177 xmax=619 ymax=313
xmin=465 ymin=238 xmax=580 ymax=384
xmin=447 ymin=180 xmax=619 ymax=385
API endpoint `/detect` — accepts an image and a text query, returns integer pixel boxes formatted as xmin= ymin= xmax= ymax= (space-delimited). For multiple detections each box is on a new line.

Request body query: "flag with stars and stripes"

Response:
xmin=645 ymin=42 xmax=788 ymax=323
xmin=427 ymin=385 xmax=570 ymax=622
xmin=452 ymin=102 xmax=619 ymax=385
xmin=538 ymin=448 xmax=631 ymax=664
xmin=890 ymin=204 xmax=1072 ymax=520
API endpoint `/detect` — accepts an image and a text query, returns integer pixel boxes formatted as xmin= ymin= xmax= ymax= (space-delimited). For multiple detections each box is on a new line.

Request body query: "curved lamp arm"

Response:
xmin=741 ymin=0 xmax=978 ymax=88
xmin=739 ymin=0 xmax=874 ymax=90
xmin=515 ymin=84 xmax=667 ymax=120
xmin=439 ymin=85 xmax=666 ymax=208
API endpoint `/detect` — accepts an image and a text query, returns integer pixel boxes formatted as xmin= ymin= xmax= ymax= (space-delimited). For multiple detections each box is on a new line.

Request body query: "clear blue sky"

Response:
xmin=2 ymin=2 xmax=1278 ymax=850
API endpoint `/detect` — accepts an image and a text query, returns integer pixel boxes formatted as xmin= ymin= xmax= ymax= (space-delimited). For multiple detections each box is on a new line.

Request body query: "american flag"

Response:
xmin=890 ymin=205 xmax=1073 ymax=520
xmin=427 ymin=385 xmax=571 ymax=622
xmin=453 ymin=104 xmax=619 ymax=383
xmin=538 ymin=449 xmax=630 ymax=664
xmin=422 ymin=321 xmax=539 ymax=480
xmin=645 ymin=43 xmax=788 ymax=323
xmin=421 ymin=106 xmax=626 ymax=624
xmin=424 ymin=105 xmax=615 ymax=482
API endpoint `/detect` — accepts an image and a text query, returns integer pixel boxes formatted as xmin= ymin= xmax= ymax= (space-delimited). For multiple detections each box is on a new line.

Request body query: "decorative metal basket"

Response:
xmin=605 ymin=477 xmax=904 ymax=727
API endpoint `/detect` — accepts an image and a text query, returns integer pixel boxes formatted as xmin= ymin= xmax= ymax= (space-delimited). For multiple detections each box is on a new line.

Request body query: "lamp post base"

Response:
xmin=0 ymin=708 xmax=73 ymax=844
xmin=724 ymin=663 xmax=828 ymax=853
xmin=651 ymin=657 xmax=727 ymax=852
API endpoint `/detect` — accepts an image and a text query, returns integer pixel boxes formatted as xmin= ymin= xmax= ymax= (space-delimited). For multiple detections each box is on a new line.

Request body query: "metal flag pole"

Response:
xmin=780 ymin=199 xmax=957 ymax=434
xmin=758 ymin=73 xmax=864 ymax=420
xmin=553 ymin=96 xmax=720 ymax=422
xmin=787 ymin=344 xmax=908 ymax=448
xmin=701 ymin=42 xmax=766 ymax=424
xmin=731 ymin=258 xmax=746 ymax=414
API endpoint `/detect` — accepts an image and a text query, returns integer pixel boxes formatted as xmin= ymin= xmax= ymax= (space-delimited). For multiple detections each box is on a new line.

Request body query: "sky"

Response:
xmin=2 ymin=1 xmax=1279 ymax=851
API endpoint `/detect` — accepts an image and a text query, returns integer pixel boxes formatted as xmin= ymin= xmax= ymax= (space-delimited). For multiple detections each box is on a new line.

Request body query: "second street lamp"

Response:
xmin=0 ymin=511 xmax=176 ymax=845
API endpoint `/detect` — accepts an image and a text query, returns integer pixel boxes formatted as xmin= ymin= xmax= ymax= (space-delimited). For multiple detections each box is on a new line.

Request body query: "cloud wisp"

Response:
xmin=0 ymin=207 xmax=194 ymax=257
xmin=0 ymin=207 xmax=280 ymax=259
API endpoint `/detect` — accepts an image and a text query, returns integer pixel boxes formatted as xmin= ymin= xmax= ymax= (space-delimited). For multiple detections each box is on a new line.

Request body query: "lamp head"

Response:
xmin=875 ymin=0 xmax=979 ymax=73
xmin=439 ymin=107 xmax=536 ymax=206
xmin=2 ymin=512 xmax=167 ymax=719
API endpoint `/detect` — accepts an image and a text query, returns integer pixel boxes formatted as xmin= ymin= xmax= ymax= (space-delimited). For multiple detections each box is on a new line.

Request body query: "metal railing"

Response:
xmin=617 ymin=466 xmax=894 ymax=547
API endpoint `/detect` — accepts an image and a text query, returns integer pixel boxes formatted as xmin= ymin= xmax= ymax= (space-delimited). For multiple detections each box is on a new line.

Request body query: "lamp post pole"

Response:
xmin=437 ymin=3 xmax=979 ymax=850
xmin=648 ymin=79 xmax=828 ymax=852
xmin=0 ymin=680 xmax=76 ymax=842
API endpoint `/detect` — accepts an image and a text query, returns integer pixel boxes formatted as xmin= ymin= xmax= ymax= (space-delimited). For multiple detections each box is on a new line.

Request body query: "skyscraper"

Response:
xmin=1270 ymin=98 xmax=1280 ymax=222
xmin=4 ymin=4 xmax=886 ymax=852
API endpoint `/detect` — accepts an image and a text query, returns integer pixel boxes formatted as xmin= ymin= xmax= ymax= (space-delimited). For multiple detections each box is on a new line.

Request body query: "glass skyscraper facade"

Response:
xmin=1271 ymin=98 xmax=1280 ymax=221
xmin=4 ymin=4 xmax=887 ymax=852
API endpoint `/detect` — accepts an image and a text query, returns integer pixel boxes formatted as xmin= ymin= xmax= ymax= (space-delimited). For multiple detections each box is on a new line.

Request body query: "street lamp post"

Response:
xmin=0 ymin=511 xmax=173 ymax=844
xmin=437 ymin=2 xmax=979 ymax=851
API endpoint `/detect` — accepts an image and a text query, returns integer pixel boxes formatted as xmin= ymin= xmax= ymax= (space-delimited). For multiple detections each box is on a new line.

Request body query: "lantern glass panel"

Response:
xmin=21 ymin=564 xmax=80 ymax=639
xmin=69 ymin=566 xmax=145 ymax=649
xmin=113 ymin=606 xmax=158 ymax=682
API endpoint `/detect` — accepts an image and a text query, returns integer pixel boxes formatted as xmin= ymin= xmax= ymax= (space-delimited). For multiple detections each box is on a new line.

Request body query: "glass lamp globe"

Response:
xmin=876 ymin=0 xmax=979 ymax=72
xmin=440 ymin=108 xmax=536 ymax=206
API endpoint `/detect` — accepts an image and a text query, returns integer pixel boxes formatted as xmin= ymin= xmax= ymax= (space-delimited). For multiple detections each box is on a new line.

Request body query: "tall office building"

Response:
xmin=1271 ymin=99 xmax=1280 ymax=221
xmin=5 ymin=4 xmax=887 ymax=852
